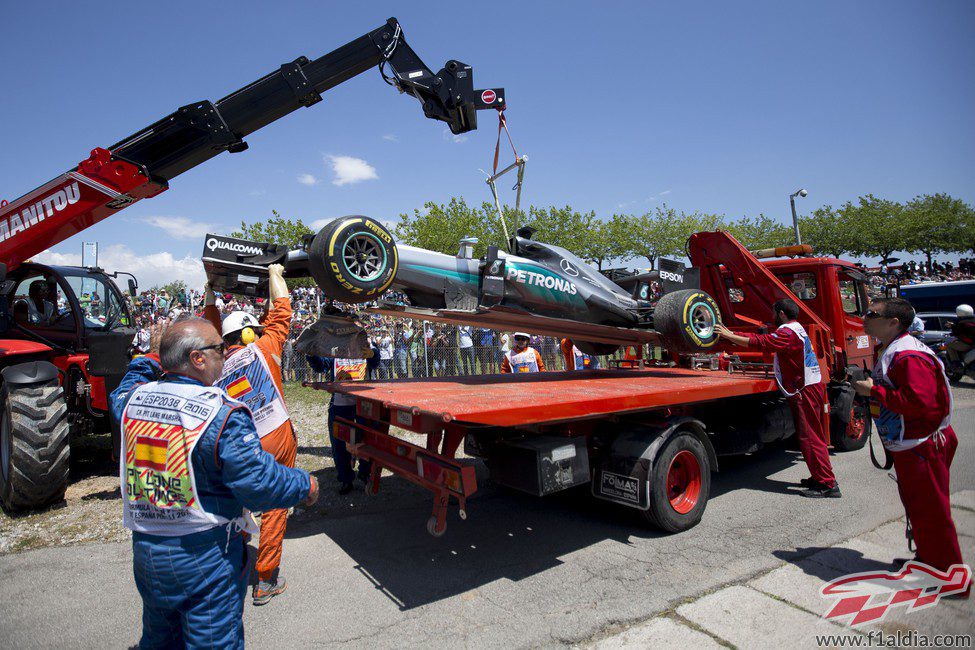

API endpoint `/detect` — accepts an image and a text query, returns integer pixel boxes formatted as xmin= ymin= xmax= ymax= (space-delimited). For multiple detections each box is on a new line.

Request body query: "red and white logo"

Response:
xmin=820 ymin=561 xmax=971 ymax=626
xmin=480 ymin=89 xmax=497 ymax=105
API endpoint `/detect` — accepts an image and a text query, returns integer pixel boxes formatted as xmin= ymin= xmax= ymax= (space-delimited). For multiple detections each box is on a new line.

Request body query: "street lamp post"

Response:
xmin=789 ymin=188 xmax=808 ymax=246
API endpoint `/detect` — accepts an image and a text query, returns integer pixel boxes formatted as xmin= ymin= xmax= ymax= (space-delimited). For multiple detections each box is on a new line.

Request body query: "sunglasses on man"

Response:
xmin=864 ymin=310 xmax=892 ymax=320
xmin=197 ymin=342 xmax=227 ymax=354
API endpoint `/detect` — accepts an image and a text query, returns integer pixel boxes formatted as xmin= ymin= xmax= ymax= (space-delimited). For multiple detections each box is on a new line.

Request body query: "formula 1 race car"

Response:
xmin=202 ymin=216 xmax=723 ymax=356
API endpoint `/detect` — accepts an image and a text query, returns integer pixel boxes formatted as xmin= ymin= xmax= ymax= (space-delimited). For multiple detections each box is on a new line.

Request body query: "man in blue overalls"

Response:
xmin=111 ymin=318 xmax=318 ymax=649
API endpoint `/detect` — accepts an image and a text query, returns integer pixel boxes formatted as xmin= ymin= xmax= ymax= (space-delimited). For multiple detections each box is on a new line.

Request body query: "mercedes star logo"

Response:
xmin=560 ymin=259 xmax=579 ymax=277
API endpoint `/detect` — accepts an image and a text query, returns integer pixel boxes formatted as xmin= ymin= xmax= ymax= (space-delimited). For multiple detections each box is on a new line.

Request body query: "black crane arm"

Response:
xmin=108 ymin=17 xmax=505 ymax=183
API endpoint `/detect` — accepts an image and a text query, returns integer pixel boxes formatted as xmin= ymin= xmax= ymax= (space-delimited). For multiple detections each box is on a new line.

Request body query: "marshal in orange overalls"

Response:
xmin=205 ymin=297 xmax=295 ymax=583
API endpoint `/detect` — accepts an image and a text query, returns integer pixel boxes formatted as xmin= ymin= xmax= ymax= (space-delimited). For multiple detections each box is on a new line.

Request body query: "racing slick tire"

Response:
xmin=308 ymin=216 xmax=398 ymax=304
xmin=653 ymin=289 xmax=721 ymax=353
xmin=0 ymin=377 xmax=70 ymax=512
xmin=572 ymin=341 xmax=620 ymax=357
xmin=640 ymin=432 xmax=711 ymax=533
xmin=830 ymin=397 xmax=871 ymax=452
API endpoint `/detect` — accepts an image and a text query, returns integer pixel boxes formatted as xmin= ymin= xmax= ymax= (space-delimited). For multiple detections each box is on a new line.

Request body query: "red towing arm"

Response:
xmin=688 ymin=230 xmax=837 ymax=373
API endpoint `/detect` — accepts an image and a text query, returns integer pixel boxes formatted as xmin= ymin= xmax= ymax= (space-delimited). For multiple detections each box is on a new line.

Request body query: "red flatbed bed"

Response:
xmin=327 ymin=367 xmax=779 ymax=428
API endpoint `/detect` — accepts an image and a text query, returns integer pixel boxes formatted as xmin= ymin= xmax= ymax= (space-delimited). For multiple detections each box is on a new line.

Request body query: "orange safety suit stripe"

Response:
xmin=205 ymin=298 xmax=296 ymax=579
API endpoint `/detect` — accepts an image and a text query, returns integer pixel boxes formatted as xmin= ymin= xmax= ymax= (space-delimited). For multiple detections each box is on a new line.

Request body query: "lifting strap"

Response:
xmin=485 ymin=108 xmax=526 ymax=251
xmin=493 ymin=109 xmax=519 ymax=176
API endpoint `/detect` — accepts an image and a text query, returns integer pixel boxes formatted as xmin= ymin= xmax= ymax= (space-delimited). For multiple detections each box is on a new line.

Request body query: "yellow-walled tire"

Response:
xmin=308 ymin=216 xmax=398 ymax=304
xmin=654 ymin=290 xmax=721 ymax=352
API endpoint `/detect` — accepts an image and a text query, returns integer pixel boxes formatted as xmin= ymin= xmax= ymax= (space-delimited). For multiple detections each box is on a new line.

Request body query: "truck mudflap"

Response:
xmin=591 ymin=417 xmax=717 ymax=510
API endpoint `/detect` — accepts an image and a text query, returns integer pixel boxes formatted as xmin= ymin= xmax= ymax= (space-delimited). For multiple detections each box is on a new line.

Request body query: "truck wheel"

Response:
xmin=830 ymin=398 xmax=871 ymax=452
xmin=641 ymin=432 xmax=711 ymax=533
xmin=308 ymin=216 xmax=398 ymax=304
xmin=0 ymin=378 xmax=70 ymax=512
xmin=653 ymin=289 xmax=721 ymax=352
xmin=572 ymin=341 xmax=620 ymax=357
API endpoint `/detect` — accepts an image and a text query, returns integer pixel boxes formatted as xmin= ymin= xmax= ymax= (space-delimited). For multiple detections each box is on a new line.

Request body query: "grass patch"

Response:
xmin=11 ymin=534 xmax=44 ymax=553
xmin=283 ymin=383 xmax=332 ymax=408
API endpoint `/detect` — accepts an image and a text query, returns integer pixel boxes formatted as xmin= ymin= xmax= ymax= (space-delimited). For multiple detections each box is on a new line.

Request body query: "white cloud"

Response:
xmin=143 ymin=216 xmax=214 ymax=240
xmin=34 ymin=244 xmax=207 ymax=290
xmin=326 ymin=155 xmax=378 ymax=186
xmin=382 ymin=134 xmax=398 ymax=142
xmin=442 ymin=127 xmax=468 ymax=144
xmin=659 ymin=189 xmax=671 ymax=196
xmin=297 ymin=173 xmax=320 ymax=186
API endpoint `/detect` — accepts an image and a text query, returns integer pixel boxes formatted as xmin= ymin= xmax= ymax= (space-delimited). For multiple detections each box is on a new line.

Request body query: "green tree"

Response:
xmin=232 ymin=210 xmax=314 ymax=248
xmin=798 ymin=205 xmax=852 ymax=258
xmin=522 ymin=205 xmax=598 ymax=254
xmin=577 ymin=215 xmax=631 ymax=270
xmin=959 ymin=201 xmax=975 ymax=255
xmin=725 ymin=214 xmax=793 ymax=250
xmin=232 ymin=210 xmax=316 ymax=288
xmin=630 ymin=206 xmax=682 ymax=268
xmin=396 ymin=197 xmax=503 ymax=256
xmin=840 ymin=195 xmax=906 ymax=261
xmin=902 ymin=193 xmax=974 ymax=266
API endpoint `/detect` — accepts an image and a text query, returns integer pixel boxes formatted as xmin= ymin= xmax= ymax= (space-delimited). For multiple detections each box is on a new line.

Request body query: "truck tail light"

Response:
xmin=417 ymin=454 xmax=462 ymax=494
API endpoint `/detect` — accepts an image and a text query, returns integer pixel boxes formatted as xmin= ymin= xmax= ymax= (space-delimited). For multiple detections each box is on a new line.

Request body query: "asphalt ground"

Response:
xmin=1 ymin=385 xmax=972 ymax=648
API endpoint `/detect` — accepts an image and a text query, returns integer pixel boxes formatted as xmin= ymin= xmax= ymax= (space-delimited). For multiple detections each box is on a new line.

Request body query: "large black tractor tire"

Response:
xmin=641 ymin=432 xmax=711 ymax=533
xmin=830 ymin=397 xmax=872 ymax=452
xmin=572 ymin=341 xmax=620 ymax=357
xmin=308 ymin=216 xmax=398 ymax=304
xmin=0 ymin=378 xmax=70 ymax=512
xmin=653 ymin=289 xmax=721 ymax=353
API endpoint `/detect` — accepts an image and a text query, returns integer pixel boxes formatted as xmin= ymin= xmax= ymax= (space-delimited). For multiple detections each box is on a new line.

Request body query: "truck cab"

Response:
xmin=762 ymin=258 xmax=874 ymax=376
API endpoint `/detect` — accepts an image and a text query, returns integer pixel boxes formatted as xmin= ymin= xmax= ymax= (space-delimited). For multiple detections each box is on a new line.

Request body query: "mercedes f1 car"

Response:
xmin=202 ymin=216 xmax=723 ymax=357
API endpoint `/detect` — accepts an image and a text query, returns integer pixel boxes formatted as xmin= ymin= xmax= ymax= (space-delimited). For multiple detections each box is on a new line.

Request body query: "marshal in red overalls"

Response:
xmin=870 ymin=332 xmax=963 ymax=572
xmin=745 ymin=321 xmax=837 ymax=489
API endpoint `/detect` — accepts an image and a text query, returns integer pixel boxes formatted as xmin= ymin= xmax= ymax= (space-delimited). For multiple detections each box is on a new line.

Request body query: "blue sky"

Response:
xmin=2 ymin=1 xmax=973 ymax=287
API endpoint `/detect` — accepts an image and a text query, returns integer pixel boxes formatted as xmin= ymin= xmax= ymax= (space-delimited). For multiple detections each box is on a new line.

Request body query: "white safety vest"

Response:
xmin=772 ymin=322 xmax=822 ymax=397
xmin=121 ymin=381 xmax=245 ymax=536
xmin=216 ymin=344 xmax=289 ymax=438
xmin=506 ymin=348 xmax=539 ymax=373
xmin=871 ymin=334 xmax=953 ymax=452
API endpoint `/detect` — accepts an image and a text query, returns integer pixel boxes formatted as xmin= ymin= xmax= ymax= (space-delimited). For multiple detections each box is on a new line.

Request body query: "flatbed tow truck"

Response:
xmin=308 ymin=231 xmax=877 ymax=536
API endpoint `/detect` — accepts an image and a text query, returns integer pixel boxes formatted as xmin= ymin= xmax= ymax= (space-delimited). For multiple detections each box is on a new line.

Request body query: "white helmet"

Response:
xmin=513 ymin=332 xmax=531 ymax=339
xmin=222 ymin=311 xmax=262 ymax=340
xmin=957 ymin=304 xmax=974 ymax=319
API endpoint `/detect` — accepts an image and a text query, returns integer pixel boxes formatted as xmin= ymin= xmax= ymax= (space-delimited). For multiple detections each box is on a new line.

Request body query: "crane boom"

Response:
xmin=0 ymin=17 xmax=505 ymax=274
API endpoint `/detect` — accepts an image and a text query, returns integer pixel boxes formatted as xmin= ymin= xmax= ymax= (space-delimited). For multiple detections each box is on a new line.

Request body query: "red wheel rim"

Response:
xmin=667 ymin=450 xmax=702 ymax=514
xmin=847 ymin=407 xmax=866 ymax=440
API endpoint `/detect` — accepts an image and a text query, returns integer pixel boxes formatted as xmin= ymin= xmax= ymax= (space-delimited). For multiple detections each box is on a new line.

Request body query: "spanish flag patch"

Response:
xmin=226 ymin=376 xmax=253 ymax=398
xmin=135 ymin=436 xmax=169 ymax=472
